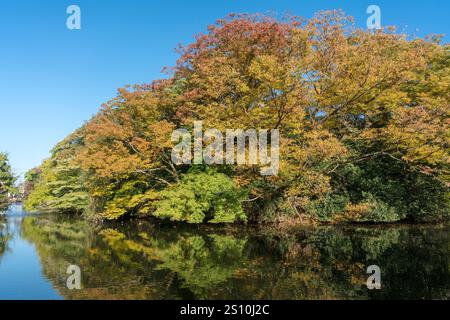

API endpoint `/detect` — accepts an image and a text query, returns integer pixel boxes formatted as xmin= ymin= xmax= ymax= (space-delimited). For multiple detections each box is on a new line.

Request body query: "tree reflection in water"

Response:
xmin=0 ymin=216 xmax=12 ymax=260
xmin=20 ymin=214 xmax=450 ymax=300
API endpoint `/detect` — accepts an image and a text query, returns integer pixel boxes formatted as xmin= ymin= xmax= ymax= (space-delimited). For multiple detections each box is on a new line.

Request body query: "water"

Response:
xmin=0 ymin=205 xmax=449 ymax=300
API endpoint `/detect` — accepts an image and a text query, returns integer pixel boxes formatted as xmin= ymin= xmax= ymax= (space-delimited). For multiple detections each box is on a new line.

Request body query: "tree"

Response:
xmin=0 ymin=152 xmax=16 ymax=211
xmin=24 ymin=11 xmax=449 ymax=223
xmin=153 ymin=167 xmax=246 ymax=223
xmin=24 ymin=131 xmax=88 ymax=214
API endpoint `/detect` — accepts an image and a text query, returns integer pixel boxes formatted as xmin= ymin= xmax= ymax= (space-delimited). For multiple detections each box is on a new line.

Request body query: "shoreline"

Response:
xmin=14 ymin=207 xmax=449 ymax=233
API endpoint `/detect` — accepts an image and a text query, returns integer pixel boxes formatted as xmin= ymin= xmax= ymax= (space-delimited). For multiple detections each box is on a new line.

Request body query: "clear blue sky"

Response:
xmin=1 ymin=0 xmax=449 ymax=177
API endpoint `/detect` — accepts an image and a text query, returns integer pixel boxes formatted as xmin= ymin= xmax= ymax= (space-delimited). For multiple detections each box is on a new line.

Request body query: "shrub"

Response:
xmin=341 ymin=193 xmax=401 ymax=223
xmin=153 ymin=168 xmax=246 ymax=224
xmin=306 ymin=194 xmax=350 ymax=222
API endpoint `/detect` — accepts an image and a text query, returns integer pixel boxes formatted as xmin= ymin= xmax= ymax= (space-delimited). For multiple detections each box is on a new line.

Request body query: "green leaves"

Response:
xmin=24 ymin=133 xmax=88 ymax=214
xmin=153 ymin=168 xmax=246 ymax=224
xmin=0 ymin=152 xmax=16 ymax=211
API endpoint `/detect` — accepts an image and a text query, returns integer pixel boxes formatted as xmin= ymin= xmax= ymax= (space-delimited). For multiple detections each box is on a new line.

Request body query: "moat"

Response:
xmin=1 ymin=205 xmax=449 ymax=300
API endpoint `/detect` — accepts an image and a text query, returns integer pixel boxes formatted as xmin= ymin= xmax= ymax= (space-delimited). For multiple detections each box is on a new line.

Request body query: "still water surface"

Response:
xmin=1 ymin=205 xmax=449 ymax=300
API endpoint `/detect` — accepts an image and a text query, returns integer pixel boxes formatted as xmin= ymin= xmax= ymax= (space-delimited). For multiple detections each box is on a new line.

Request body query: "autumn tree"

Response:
xmin=24 ymin=11 xmax=449 ymax=223
xmin=170 ymin=11 xmax=449 ymax=222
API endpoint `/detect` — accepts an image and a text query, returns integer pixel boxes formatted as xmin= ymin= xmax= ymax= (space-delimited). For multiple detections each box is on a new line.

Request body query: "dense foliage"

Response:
xmin=24 ymin=131 xmax=88 ymax=213
xmin=0 ymin=153 xmax=16 ymax=211
xmin=24 ymin=11 xmax=449 ymax=224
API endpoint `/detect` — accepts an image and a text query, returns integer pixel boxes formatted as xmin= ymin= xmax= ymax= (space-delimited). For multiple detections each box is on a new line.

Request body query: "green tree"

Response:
xmin=24 ymin=131 xmax=88 ymax=213
xmin=153 ymin=168 xmax=247 ymax=224
xmin=0 ymin=152 xmax=16 ymax=211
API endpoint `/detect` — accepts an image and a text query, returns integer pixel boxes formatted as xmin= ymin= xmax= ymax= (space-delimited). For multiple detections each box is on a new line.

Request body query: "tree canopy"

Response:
xmin=0 ymin=152 xmax=16 ymax=211
xmin=24 ymin=11 xmax=449 ymax=224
